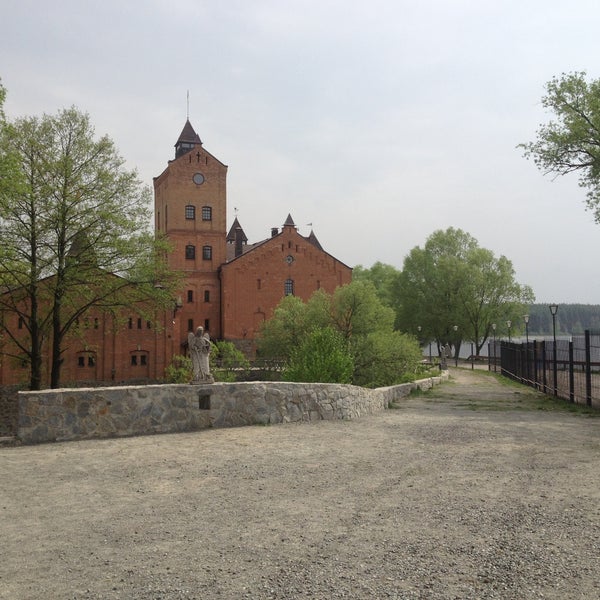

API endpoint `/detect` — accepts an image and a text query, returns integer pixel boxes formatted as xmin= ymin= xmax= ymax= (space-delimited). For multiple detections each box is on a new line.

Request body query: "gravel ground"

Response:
xmin=2 ymin=369 xmax=600 ymax=599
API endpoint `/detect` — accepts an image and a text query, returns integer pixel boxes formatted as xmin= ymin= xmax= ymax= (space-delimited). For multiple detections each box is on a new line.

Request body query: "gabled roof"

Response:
xmin=175 ymin=119 xmax=202 ymax=147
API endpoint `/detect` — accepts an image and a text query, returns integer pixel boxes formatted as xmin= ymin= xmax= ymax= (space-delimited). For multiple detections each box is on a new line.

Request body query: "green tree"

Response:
xmin=351 ymin=330 xmax=423 ymax=388
xmin=330 ymin=280 xmax=395 ymax=339
xmin=0 ymin=105 xmax=179 ymax=389
xmin=284 ymin=326 xmax=353 ymax=383
xmin=520 ymin=72 xmax=600 ymax=222
xmin=395 ymin=228 xmax=534 ymax=356
xmin=352 ymin=262 xmax=400 ymax=308
xmin=258 ymin=281 xmax=422 ymax=386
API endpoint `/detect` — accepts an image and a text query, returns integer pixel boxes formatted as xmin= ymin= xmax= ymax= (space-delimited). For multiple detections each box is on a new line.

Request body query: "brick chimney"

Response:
xmin=235 ymin=227 xmax=244 ymax=257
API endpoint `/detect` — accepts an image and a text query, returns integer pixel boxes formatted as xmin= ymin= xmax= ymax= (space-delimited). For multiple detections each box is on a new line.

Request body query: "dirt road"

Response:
xmin=1 ymin=369 xmax=599 ymax=599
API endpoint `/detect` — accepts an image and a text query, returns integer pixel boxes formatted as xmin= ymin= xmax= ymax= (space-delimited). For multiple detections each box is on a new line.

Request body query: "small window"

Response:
xmin=88 ymin=355 xmax=95 ymax=367
xmin=284 ymin=279 xmax=294 ymax=296
xmin=257 ymin=279 xmax=261 ymax=290
xmin=147 ymin=321 xmax=152 ymax=329
xmin=137 ymin=318 xmax=142 ymax=329
xmin=131 ymin=355 xmax=138 ymax=366
xmin=18 ymin=317 xmax=24 ymax=330
xmin=188 ymin=318 xmax=194 ymax=332
xmin=94 ymin=317 xmax=99 ymax=329
xmin=78 ymin=356 xmax=85 ymax=367
xmin=187 ymin=290 xmax=194 ymax=303
xmin=128 ymin=317 xmax=133 ymax=329
xmin=204 ymin=319 xmax=210 ymax=331
xmin=202 ymin=206 xmax=212 ymax=221
xmin=204 ymin=290 xmax=210 ymax=302
xmin=140 ymin=354 xmax=147 ymax=366
xmin=185 ymin=205 xmax=196 ymax=220
xmin=185 ymin=244 xmax=196 ymax=260
xmin=202 ymin=245 xmax=212 ymax=260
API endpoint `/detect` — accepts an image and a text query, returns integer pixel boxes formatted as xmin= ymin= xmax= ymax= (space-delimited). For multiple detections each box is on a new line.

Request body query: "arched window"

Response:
xmin=202 ymin=245 xmax=212 ymax=260
xmin=284 ymin=279 xmax=294 ymax=296
xmin=185 ymin=205 xmax=196 ymax=220
xmin=202 ymin=206 xmax=212 ymax=221
xmin=185 ymin=245 xmax=196 ymax=259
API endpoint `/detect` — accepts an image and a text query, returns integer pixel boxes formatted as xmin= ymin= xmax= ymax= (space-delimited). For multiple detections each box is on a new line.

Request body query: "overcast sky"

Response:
xmin=3 ymin=0 xmax=600 ymax=304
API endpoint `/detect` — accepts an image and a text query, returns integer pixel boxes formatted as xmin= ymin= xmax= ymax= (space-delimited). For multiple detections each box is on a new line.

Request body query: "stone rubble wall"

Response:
xmin=16 ymin=374 xmax=447 ymax=444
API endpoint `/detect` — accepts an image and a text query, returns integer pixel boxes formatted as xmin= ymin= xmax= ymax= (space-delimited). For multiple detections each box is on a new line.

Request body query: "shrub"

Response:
xmin=211 ymin=341 xmax=250 ymax=382
xmin=284 ymin=327 xmax=353 ymax=383
xmin=165 ymin=354 xmax=192 ymax=383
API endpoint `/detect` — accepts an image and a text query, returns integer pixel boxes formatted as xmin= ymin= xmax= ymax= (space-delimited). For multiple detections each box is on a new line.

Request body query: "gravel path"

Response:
xmin=2 ymin=369 xmax=600 ymax=599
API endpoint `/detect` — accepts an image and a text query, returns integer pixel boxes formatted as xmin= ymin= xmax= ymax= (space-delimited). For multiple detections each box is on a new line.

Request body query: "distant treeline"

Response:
xmin=526 ymin=304 xmax=600 ymax=335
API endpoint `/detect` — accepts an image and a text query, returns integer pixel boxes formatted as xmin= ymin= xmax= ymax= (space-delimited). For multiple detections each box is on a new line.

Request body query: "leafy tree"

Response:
xmin=0 ymin=105 xmax=179 ymax=389
xmin=330 ymin=280 xmax=395 ymax=339
xmin=520 ymin=72 xmax=600 ymax=222
xmin=352 ymin=262 xmax=400 ymax=308
xmin=284 ymin=326 xmax=353 ymax=384
xmin=395 ymin=228 xmax=534 ymax=356
xmin=258 ymin=281 xmax=422 ymax=386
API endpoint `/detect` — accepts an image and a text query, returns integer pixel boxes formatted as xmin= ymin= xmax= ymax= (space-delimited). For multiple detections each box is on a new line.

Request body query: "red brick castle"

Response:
xmin=0 ymin=121 xmax=352 ymax=387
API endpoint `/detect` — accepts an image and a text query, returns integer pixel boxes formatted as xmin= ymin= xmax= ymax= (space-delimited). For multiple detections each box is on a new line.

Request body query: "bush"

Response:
xmin=351 ymin=331 xmax=422 ymax=388
xmin=284 ymin=327 xmax=353 ymax=383
xmin=211 ymin=341 xmax=250 ymax=382
xmin=165 ymin=354 xmax=192 ymax=383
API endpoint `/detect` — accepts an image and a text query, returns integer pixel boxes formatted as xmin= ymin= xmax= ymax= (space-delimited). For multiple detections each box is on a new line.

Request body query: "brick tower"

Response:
xmin=153 ymin=120 xmax=227 ymax=351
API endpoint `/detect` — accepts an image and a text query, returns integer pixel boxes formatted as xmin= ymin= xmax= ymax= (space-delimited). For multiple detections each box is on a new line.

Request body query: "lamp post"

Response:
xmin=453 ymin=325 xmax=459 ymax=367
xmin=417 ymin=326 xmax=422 ymax=359
xmin=506 ymin=320 xmax=512 ymax=343
xmin=492 ymin=323 xmax=497 ymax=372
xmin=524 ymin=314 xmax=530 ymax=383
xmin=549 ymin=304 xmax=558 ymax=396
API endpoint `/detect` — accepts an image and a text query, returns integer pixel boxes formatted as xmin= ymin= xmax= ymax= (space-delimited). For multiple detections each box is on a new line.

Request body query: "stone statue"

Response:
xmin=188 ymin=326 xmax=214 ymax=384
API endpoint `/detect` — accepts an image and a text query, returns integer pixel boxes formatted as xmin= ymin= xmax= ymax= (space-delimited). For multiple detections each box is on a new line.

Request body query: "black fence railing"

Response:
xmin=488 ymin=330 xmax=600 ymax=408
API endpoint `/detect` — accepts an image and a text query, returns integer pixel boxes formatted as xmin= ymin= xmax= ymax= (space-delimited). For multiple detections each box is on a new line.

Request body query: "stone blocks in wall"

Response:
xmin=17 ymin=374 xmax=448 ymax=445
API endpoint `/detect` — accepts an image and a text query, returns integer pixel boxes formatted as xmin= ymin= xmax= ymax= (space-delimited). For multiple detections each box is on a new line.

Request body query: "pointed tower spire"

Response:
xmin=283 ymin=213 xmax=296 ymax=228
xmin=175 ymin=119 xmax=202 ymax=159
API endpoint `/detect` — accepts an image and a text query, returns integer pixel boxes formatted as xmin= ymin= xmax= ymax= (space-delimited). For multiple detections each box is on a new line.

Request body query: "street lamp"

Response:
xmin=492 ymin=323 xmax=497 ymax=372
xmin=524 ymin=315 xmax=530 ymax=383
xmin=453 ymin=325 xmax=459 ymax=367
xmin=506 ymin=320 xmax=512 ymax=343
xmin=549 ymin=304 xmax=558 ymax=396
xmin=417 ymin=326 xmax=422 ymax=359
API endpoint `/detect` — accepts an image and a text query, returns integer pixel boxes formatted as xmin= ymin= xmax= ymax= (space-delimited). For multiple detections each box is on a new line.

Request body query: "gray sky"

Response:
xmin=3 ymin=0 xmax=600 ymax=304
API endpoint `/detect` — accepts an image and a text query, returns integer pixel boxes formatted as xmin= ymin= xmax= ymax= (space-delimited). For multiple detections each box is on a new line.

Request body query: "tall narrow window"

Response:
xmin=185 ymin=205 xmax=196 ymax=220
xmin=204 ymin=290 xmax=210 ymax=302
xmin=18 ymin=317 xmax=24 ymax=330
xmin=202 ymin=206 xmax=212 ymax=221
xmin=187 ymin=290 xmax=194 ymax=303
xmin=284 ymin=279 xmax=294 ymax=296
xmin=188 ymin=318 xmax=194 ymax=332
xmin=204 ymin=319 xmax=210 ymax=332
xmin=185 ymin=245 xmax=196 ymax=260
xmin=202 ymin=245 xmax=212 ymax=260
xmin=137 ymin=317 xmax=142 ymax=329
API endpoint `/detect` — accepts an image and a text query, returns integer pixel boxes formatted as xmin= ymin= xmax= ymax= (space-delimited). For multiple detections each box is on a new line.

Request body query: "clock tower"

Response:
xmin=154 ymin=120 xmax=228 ymax=346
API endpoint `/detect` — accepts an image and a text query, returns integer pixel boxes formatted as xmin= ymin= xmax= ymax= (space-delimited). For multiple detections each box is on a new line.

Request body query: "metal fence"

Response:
xmin=488 ymin=330 xmax=600 ymax=408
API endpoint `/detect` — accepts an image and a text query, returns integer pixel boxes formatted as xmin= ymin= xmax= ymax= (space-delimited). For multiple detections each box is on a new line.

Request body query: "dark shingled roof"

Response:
xmin=175 ymin=119 xmax=202 ymax=147
xmin=226 ymin=217 xmax=248 ymax=243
